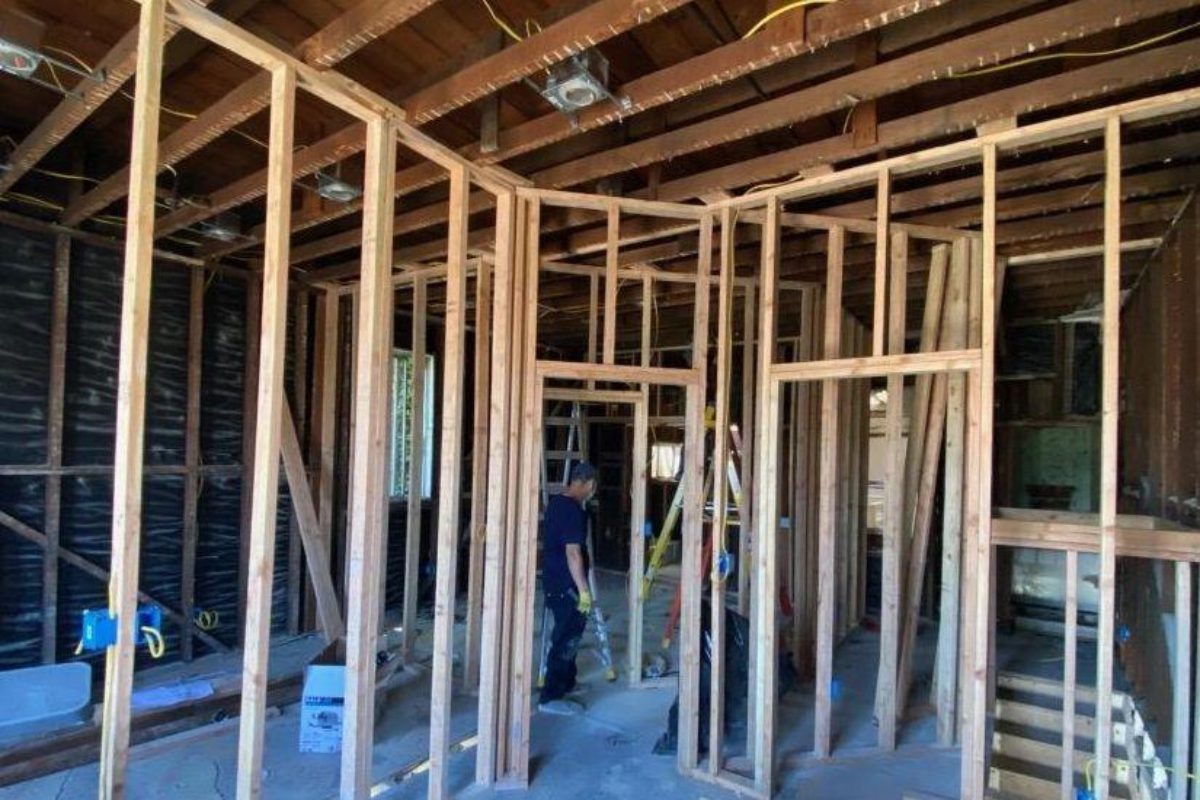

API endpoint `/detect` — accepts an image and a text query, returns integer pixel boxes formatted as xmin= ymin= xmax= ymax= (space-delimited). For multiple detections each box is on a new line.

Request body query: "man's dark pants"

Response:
xmin=539 ymin=589 xmax=588 ymax=703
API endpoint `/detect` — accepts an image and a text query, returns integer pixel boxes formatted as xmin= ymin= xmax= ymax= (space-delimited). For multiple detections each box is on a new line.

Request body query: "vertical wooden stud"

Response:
xmin=234 ymin=63 xmax=297 ymax=800
xmin=463 ymin=256 xmax=492 ymax=690
xmin=429 ymin=163 xmax=471 ymax=800
xmin=42 ymin=234 xmax=70 ymax=664
xmin=339 ymin=113 xmax=397 ymax=800
xmin=97 ymin=1 xmax=166 ymax=794
xmin=603 ymin=204 xmax=619 ymax=365
xmin=1062 ymin=550 xmax=1078 ymax=800
xmin=402 ymin=277 xmax=426 ymax=660
xmin=814 ymin=225 xmax=845 ymax=760
xmin=181 ymin=266 xmax=204 ymax=661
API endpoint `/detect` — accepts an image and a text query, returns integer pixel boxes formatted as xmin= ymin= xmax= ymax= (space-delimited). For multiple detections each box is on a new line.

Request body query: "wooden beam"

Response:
xmin=180 ymin=266 xmax=203 ymax=661
xmin=279 ymin=397 xmax=345 ymax=641
xmin=0 ymin=0 xmax=211 ymax=195
xmin=1172 ymin=563 xmax=1192 ymax=800
xmin=963 ymin=142 xmax=999 ymax=800
xmin=97 ymin=1 xmax=167 ymax=795
xmin=474 ymin=190 xmax=516 ymax=785
xmin=528 ymin=0 xmax=1197 ymax=193
xmin=62 ymin=0 xmax=429 ymax=226
xmin=876 ymin=227 xmax=906 ymax=751
xmin=1062 ymin=550 xmax=1078 ymax=800
xmin=339 ymin=114 xmax=398 ymax=800
xmin=428 ymin=163 xmax=470 ymax=799
xmin=814 ymin=225 xmax=845 ymax=759
xmin=286 ymin=289 xmax=309 ymax=636
xmin=1093 ymin=116 xmax=1120 ymax=800
xmin=707 ymin=206 xmax=736 ymax=774
xmin=873 ymin=170 xmax=889 ymax=357
xmin=401 ymin=0 xmax=696 ymax=124
xmin=463 ymin=256 xmax=492 ymax=690
xmin=41 ymin=234 xmax=69 ymax=664
xmin=604 ymin=204 xmax=619 ymax=365
xmin=237 ymin=274 xmax=262 ymax=641
xmin=233 ymin=63 xmax=296 ymax=800
xmin=402 ymin=277 xmax=426 ymax=661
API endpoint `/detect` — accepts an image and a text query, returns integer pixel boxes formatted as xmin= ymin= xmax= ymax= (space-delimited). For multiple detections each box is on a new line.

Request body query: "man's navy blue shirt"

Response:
xmin=542 ymin=493 xmax=588 ymax=594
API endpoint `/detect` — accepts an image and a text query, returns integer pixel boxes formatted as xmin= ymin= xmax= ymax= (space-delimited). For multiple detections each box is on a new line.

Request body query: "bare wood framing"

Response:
xmin=234 ymin=63 xmax=297 ymax=800
xmin=41 ymin=235 xmax=70 ymax=664
xmin=180 ymin=266 xmax=203 ymax=661
xmin=475 ymin=190 xmax=517 ymax=785
xmin=603 ymin=204 xmax=620 ymax=365
xmin=1093 ymin=116 xmax=1121 ymax=800
xmin=464 ymin=255 xmax=493 ymax=690
xmin=97 ymin=2 xmax=167 ymax=794
xmin=429 ymin=163 xmax=471 ymax=800
xmin=1062 ymin=550 xmax=1078 ymax=800
xmin=339 ymin=114 xmax=398 ymax=800
xmin=402 ymin=277 xmax=427 ymax=661
xmin=815 ymin=225 xmax=846 ymax=760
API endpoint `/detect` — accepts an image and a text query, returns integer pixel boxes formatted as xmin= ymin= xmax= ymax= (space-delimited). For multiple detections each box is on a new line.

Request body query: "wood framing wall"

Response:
xmin=4 ymin=2 xmax=1200 ymax=797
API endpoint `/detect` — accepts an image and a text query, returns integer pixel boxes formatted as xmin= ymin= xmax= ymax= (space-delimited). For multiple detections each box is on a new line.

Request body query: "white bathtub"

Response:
xmin=0 ymin=662 xmax=92 ymax=742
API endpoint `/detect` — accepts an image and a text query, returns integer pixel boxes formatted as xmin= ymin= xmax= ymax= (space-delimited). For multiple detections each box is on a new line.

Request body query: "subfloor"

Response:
xmin=4 ymin=568 xmax=1075 ymax=800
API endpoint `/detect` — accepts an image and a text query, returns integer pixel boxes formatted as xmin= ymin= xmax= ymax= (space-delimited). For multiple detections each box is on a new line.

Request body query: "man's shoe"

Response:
xmin=537 ymin=698 xmax=584 ymax=716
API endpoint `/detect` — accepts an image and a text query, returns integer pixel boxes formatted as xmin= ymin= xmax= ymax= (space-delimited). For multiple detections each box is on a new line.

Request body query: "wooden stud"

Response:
xmin=402 ymin=277 xmax=426 ymax=661
xmin=895 ymin=243 xmax=955 ymax=720
xmin=603 ymin=203 xmax=620 ymax=365
xmin=42 ymin=234 xmax=70 ymax=664
xmin=339 ymin=113 xmax=398 ymax=800
xmin=1172 ymin=563 xmax=1192 ymax=800
xmin=279 ymin=398 xmax=344 ymax=641
xmin=234 ymin=63 xmax=297 ymax=800
xmin=876 ymin=227 xmax=907 ymax=752
xmin=475 ymin=190 xmax=516 ymax=786
xmin=180 ymin=266 xmax=203 ymax=661
xmin=935 ymin=241 xmax=970 ymax=747
xmin=286 ymin=289 xmax=309 ymax=636
xmin=628 ymin=391 xmax=649 ymax=686
xmin=873 ymin=169 xmax=889 ymax=357
xmin=238 ymin=273 xmax=262 ymax=641
xmin=963 ymin=142 xmax=999 ymax=800
xmin=307 ymin=290 xmax=339 ymax=631
xmin=463 ymin=256 xmax=492 ymax=690
xmin=1093 ymin=116 xmax=1120 ymax=800
xmin=708 ymin=206 xmax=736 ymax=773
xmin=1062 ymin=550 xmax=1078 ymax=800
xmin=429 ymin=163 xmax=471 ymax=800
xmin=739 ymin=283 xmax=756 ymax=616
xmin=814 ymin=225 xmax=845 ymax=760
xmin=504 ymin=196 xmax=543 ymax=786
xmin=679 ymin=213 xmax=713 ymax=774
xmin=97 ymin=1 xmax=167 ymax=795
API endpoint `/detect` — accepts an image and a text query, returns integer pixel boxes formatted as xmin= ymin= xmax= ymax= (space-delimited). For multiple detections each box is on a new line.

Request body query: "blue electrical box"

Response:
xmin=78 ymin=605 xmax=163 ymax=652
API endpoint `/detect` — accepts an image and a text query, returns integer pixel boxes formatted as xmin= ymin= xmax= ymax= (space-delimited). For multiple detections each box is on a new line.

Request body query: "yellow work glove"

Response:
xmin=576 ymin=590 xmax=593 ymax=615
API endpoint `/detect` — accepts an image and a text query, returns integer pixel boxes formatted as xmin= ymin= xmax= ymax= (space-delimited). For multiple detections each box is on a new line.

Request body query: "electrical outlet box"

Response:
xmin=78 ymin=605 xmax=163 ymax=652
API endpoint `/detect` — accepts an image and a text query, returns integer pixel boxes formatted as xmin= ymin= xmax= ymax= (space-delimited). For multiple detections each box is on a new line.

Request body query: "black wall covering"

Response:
xmin=0 ymin=221 xmax=284 ymax=670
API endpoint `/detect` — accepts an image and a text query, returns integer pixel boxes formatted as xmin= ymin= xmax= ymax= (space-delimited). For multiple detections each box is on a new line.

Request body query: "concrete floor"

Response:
xmin=2 ymin=568 xmax=988 ymax=799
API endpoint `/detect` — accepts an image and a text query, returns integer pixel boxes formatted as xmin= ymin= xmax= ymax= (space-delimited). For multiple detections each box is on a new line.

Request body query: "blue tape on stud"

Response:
xmin=643 ymin=521 xmax=654 ymax=539
xmin=716 ymin=550 xmax=733 ymax=579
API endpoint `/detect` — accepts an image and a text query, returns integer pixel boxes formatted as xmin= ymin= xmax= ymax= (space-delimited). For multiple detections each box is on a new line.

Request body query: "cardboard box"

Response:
xmin=299 ymin=664 xmax=345 ymax=753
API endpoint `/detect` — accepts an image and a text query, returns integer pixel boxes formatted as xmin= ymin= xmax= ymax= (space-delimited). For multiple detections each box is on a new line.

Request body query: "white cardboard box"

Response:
xmin=299 ymin=664 xmax=345 ymax=753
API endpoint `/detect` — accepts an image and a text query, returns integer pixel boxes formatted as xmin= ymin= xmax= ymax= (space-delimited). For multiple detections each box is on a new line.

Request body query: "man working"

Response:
xmin=538 ymin=462 xmax=598 ymax=716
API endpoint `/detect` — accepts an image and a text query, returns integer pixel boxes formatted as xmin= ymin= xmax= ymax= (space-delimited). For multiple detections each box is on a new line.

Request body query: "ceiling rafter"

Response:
xmin=0 ymin=0 xmax=218 ymax=195
xmin=289 ymin=0 xmax=1199 ymax=270
xmin=58 ymin=0 xmax=440 ymax=225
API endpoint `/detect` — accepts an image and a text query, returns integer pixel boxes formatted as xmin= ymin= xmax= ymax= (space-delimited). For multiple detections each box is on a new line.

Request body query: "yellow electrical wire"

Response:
xmin=742 ymin=0 xmax=838 ymax=39
xmin=479 ymin=0 xmax=524 ymax=44
xmin=140 ymin=626 xmax=166 ymax=658
xmin=1086 ymin=756 xmax=1200 ymax=791
xmin=951 ymin=19 xmax=1200 ymax=79
xmin=195 ymin=610 xmax=220 ymax=631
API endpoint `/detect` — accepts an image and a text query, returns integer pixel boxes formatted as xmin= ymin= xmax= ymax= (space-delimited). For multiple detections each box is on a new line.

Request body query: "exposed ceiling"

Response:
xmin=2 ymin=0 xmax=1199 ymax=351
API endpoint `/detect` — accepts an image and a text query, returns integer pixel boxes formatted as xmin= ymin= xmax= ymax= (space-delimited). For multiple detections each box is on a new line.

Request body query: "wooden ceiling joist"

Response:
xmin=292 ymin=11 xmax=1200 ymax=273
xmin=140 ymin=0 xmax=693 ymax=242
xmin=191 ymin=0 xmax=960 ymax=260
xmin=59 ymin=0 xmax=436 ymax=226
xmin=0 ymin=0 xmax=215 ymax=196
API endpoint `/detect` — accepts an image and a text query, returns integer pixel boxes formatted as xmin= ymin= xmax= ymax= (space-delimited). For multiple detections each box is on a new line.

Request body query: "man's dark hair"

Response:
xmin=569 ymin=462 xmax=597 ymax=485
